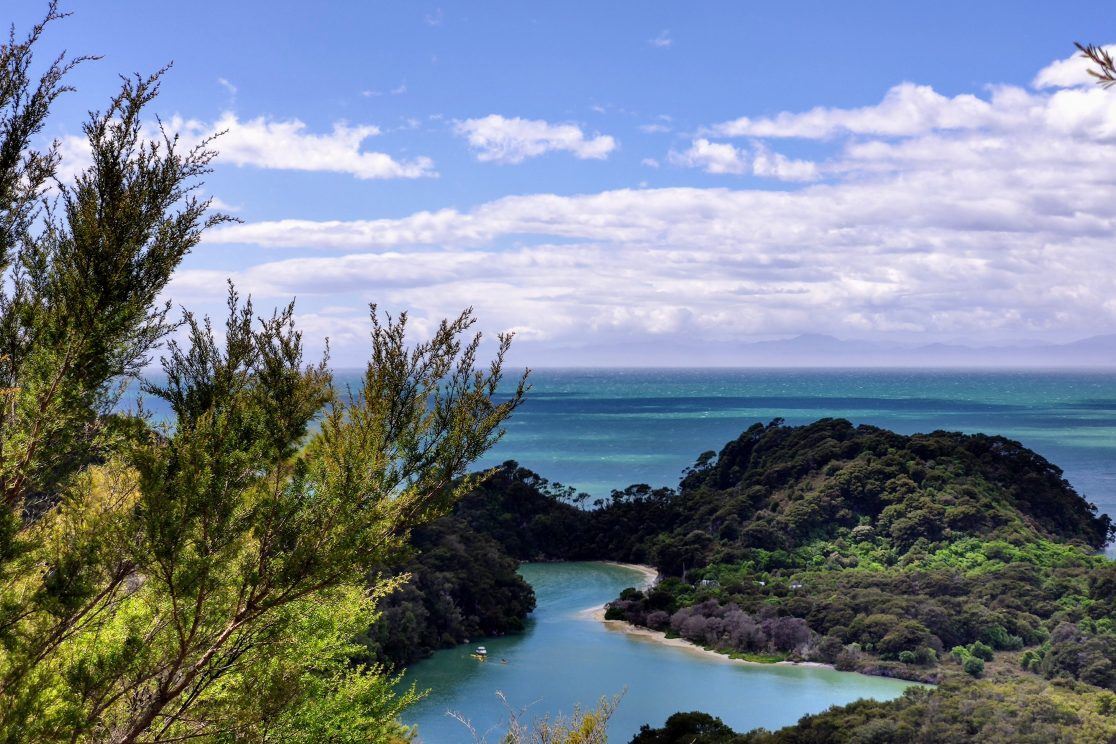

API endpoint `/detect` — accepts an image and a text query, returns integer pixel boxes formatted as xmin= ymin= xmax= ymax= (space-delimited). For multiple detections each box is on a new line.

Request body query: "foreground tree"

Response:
xmin=1077 ymin=42 xmax=1116 ymax=88
xmin=0 ymin=6 xmax=526 ymax=741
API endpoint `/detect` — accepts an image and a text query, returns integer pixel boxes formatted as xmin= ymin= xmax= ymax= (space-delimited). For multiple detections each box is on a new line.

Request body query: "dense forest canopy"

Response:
xmin=402 ymin=416 xmax=1115 ymax=741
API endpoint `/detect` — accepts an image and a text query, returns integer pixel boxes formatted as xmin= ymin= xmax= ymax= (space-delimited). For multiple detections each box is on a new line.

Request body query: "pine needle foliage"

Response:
xmin=0 ymin=7 xmax=527 ymax=741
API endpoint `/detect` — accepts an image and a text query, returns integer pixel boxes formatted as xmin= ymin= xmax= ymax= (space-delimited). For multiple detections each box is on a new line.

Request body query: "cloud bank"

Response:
xmin=188 ymin=50 xmax=1116 ymax=363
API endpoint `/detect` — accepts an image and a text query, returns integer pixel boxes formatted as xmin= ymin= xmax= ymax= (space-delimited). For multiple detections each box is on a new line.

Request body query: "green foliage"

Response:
xmin=968 ymin=641 xmax=994 ymax=661
xmin=451 ymin=692 xmax=620 ymax=744
xmin=630 ymin=711 xmax=742 ymax=743
xmin=638 ymin=678 xmax=1116 ymax=744
xmin=356 ymin=516 xmax=537 ymax=667
xmin=0 ymin=10 xmax=526 ymax=741
xmin=962 ymin=656 xmax=985 ymax=677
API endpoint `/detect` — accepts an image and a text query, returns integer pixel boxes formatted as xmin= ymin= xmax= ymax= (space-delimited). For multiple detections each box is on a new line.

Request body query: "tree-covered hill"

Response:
xmin=590 ymin=417 xmax=1112 ymax=573
xmin=355 ymin=516 xmax=537 ymax=667
xmin=631 ymin=676 xmax=1116 ymax=743
xmin=429 ymin=419 xmax=1115 ymax=741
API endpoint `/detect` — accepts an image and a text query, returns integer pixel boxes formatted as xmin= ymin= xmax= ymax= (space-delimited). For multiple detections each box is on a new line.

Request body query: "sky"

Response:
xmin=12 ymin=1 xmax=1116 ymax=366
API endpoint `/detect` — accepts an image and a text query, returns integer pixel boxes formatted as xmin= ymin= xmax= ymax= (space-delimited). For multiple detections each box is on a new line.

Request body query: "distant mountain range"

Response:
xmin=517 ymin=333 xmax=1116 ymax=367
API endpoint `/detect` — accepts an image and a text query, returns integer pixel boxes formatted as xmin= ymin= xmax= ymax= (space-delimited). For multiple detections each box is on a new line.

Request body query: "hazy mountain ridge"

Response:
xmin=518 ymin=333 xmax=1116 ymax=368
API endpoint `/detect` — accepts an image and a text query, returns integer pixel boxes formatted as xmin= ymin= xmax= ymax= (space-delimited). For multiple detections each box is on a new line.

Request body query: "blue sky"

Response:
xmin=14 ymin=2 xmax=1116 ymax=365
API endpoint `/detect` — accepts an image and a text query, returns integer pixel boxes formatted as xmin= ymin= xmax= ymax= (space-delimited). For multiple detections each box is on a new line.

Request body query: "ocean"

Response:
xmin=128 ymin=367 xmax=1116 ymax=546
xmin=478 ymin=369 xmax=1116 ymax=528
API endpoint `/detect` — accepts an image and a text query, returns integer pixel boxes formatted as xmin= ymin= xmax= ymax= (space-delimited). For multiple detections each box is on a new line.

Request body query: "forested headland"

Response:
xmin=379 ymin=418 xmax=1116 ymax=741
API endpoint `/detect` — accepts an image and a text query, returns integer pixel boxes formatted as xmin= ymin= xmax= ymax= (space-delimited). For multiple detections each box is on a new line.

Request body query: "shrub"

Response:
xmin=968 ymin=641 xmax=994 ymax=661
xmin=963 ymin=656 xmax=985 ymax=677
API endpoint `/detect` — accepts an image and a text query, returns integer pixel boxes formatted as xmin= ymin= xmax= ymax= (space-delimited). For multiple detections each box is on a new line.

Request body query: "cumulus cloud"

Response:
xmin=57 ymin=112 xmax=436 ymax=181
xmin=207 ymin=196 xmax=241 ymax=213
xmin=197 ymin=113 xmax=433 ymax=178
xmin=454 ymin=115 xmax=616 ymax=163
xmin=669 ymin=139 xmax=817 ymax=181
xmin=669 ymin=139 xmax=748 ymax=174
xmin=707 ymin=82 xmax=1003 ymax=139
xmin=648 ymin=30 xmax=672 ymax=49
xmin=1033 ymin=46 xmax=1116 ymax=89
xmin=191 ymin=51 xmax=1116 ymax=360
xmin=751 ymin=144 xmax=820 ymax=181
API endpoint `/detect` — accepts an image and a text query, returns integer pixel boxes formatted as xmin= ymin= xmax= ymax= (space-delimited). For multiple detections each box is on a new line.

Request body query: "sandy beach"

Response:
xmin=599 ymin=561 xmax=659 ymax=589
xmin=597 ymin=609 xmax=832 ymax=670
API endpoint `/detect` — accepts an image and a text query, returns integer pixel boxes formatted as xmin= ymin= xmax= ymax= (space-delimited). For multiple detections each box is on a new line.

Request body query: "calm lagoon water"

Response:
xmin=402 ymin=562 xmax=916 ymax=742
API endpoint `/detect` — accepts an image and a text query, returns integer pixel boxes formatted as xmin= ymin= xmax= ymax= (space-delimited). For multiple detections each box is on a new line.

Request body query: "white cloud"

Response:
xmin=217 ymin=78 xmax=237 ymax=97
xmin=648 ymin=30 xmax=672 ymax=49
xmin=207 ymin=196 xmax=241 ymax=213
xmin=55 ymin=112 xmax=436 ymax=182
xmin=639 ymin=123 xmax=671 ymax=134
xmin=707 ymin=82 xmax=1004 ymax=139
xmin=1033 ymin=46 xmax=1116 ymax=89
xmin=184 ymin=52 xmax=1116 ymax=360
xmin=453 ymin=115 xmax=617 ymax=164
xmin=641 ymin=157 xmax=660 ymax=168
xmin=174 ymin=113 xmax=435 ymax=179
xmin=669 ymin=139 xmax=817 ymax=181
xmin=669 ymin=139 xmax=748 ymax=174
xmin=750 ymin=143 xmax=819 ymax=181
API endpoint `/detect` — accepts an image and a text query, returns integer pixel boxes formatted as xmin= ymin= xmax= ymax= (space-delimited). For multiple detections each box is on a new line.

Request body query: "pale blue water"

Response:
xmin=402 ymin=562 xmax=916 ymax=742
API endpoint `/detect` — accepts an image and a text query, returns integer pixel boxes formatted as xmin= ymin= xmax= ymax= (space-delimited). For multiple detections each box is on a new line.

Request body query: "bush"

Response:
xmin=963 ymin=656 xmax=985 ymax=678
xmin=604 ymin=604 xmax=628 ymax=621
xmin=981 ymin=624 xmax=1024 ymax=651
xmin=968 ymin=641 xmax=994 ymax=661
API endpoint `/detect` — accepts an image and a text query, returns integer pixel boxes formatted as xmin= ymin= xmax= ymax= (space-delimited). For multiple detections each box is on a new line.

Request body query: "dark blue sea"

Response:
xmin=130 ymin=368 xmax=1116 ymax=547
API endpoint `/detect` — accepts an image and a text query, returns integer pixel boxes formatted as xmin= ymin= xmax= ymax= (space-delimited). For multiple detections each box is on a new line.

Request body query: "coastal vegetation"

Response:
xmin=355 ymin=515 xmax=536 ymax=668
xmin=455 ymin=419 xmax=1112 ymax=675
xmin=632 ymin=677 xmax=1116 ymax=743
xmin=431 ymin=418 xmax=1114 ymax=741
xmin=5 ymin=6 xmax=1116 ymax=742
xmin=0 ymin=7 xmax=525 ymax=740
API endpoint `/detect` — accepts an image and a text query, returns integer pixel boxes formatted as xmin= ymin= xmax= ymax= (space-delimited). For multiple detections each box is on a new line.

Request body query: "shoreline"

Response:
xmin=588 ymin=606 xmax=832 ymax=671
xmin=580 ymin=561 xmax=836 ymax=672
xmin=577 ymin=561 xmax=923 ymax=684
xmin=599 ymin=561 xmax=659 ymax=588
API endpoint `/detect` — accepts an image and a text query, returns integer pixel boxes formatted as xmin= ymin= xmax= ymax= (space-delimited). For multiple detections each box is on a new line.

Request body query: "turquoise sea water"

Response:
xmin=402 ymin=562 xmax=916 ymax=742
xmin=475 ymin=369 xmax=1116 ymax=537
xmin=124 ymin=368 xmax=1116 ymax=737
xmin=128 ymin=367 xmax=1116 ymax=537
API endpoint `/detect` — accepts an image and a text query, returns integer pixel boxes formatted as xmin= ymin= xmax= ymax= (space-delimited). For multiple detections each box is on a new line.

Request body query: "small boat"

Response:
xmin=471 ymin=646 xmax=488 ymax=660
